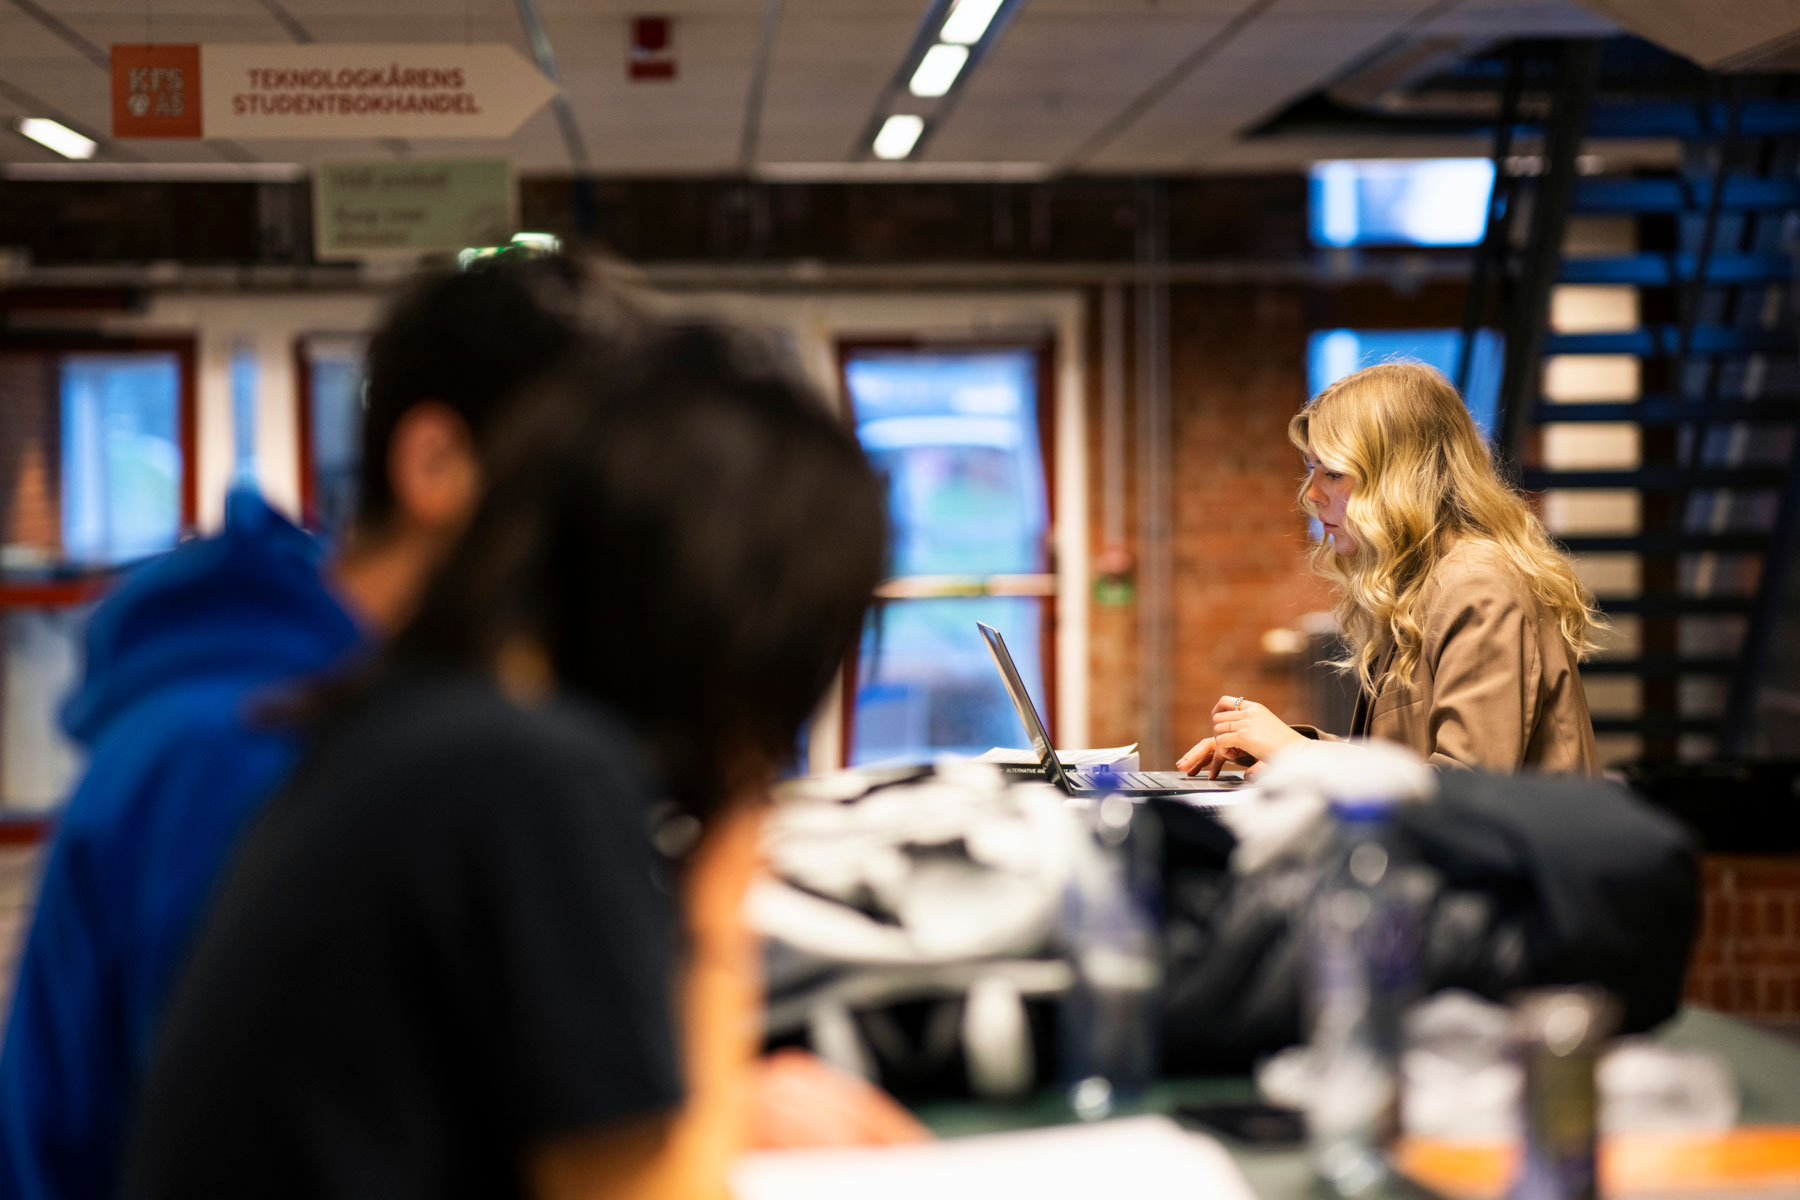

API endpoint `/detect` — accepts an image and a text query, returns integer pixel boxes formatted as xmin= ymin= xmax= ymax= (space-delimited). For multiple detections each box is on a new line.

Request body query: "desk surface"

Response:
xmin=1657 ymin=1008 xmax=1800 ymax=1124
xmin=915 ymin=1009 xmax=1800 ymax=1200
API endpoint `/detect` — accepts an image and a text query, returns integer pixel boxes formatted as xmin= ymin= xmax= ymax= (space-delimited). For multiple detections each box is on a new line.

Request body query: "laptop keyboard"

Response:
xmin=1078 ymin=770 xmax=1238 ymax=790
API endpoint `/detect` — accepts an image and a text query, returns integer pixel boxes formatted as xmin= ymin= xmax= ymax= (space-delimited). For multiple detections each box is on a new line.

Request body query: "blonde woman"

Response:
xmin=1178 ymin=361 xmax=1601 ymax=778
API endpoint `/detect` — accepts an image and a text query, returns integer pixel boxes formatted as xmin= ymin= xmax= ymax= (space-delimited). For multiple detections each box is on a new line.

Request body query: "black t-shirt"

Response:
xmin=125 ymin=674 xmax=684 ymax=1200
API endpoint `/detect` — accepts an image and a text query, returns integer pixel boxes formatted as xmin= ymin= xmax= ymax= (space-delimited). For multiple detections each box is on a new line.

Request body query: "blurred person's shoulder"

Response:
xmin=341 ymin=672 xmax=648 ymax=774
xmin=299 ymin=671 xmax=661 ymax=829
xmin=60 ymin=678 xmax=298 ymax=826
xmin=65 ymin=490 xmax=360 ymax=751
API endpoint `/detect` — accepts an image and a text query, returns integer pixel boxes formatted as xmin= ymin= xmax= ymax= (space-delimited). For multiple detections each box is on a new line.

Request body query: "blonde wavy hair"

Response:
xmin=1289 ymin=361 xmax=1602 ymax=695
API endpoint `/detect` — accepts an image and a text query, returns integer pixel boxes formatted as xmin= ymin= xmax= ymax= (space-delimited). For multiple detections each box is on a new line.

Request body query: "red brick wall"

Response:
xmin=1085 ymin=284 xmax=1335 ymax=753
xmin=0 ymin=353 xmax=62 ymax=555
xmin=1084 ymin=286 xmax=1141 ymax=749
xmin=1686 ymin=855 xmax=1800 ymax=1020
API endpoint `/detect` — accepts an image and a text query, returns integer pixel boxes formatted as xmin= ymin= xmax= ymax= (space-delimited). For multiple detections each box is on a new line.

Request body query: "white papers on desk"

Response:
xmin=732 ymin=1116 xmax=1259 ymax=1200
xmin=974 ymin=744 xmax=1139 ymax=769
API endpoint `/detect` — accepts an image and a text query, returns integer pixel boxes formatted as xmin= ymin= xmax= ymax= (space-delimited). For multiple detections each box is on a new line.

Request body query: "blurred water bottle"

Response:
xmin=1305 ymin=774 xmax=1430 ymax=1196
xmin=1060 ymin=790 xmax=1161 ymax=1121
xmin=1513 ymin=988 xmax=1619 ymax=1200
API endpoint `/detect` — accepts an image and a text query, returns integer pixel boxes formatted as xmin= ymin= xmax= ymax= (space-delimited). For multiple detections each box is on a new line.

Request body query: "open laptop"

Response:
xmin=976 ymin=622 xmax=1244 ymax=798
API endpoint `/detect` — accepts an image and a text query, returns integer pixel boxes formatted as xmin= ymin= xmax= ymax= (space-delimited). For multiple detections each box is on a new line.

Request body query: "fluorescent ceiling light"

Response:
xmin=940 ymin=0 xmax=1004 ymax=45
xmin=872 ymin=114 xmax=925 ymax=161
xmin=909 ymin=43 xmax=969 ymax=97
xmin=15 ymin=118 xmax=96 ymax=161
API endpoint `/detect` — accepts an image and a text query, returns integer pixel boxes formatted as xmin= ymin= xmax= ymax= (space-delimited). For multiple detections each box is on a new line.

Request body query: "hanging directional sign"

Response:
xmin=313 ymin=158 xmax=516 ymax=261
xmin=112 ymin=44 xmax=557 ymax=140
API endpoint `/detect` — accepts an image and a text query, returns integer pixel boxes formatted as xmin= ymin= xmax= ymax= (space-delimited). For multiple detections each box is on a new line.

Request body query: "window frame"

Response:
xmin=834 ymin=335 xmax=1060 ymax=768
xmin=292 ymin=333 xmax=368 ymax=534
xmin=0 ymin=331 xmax=197 ymax=604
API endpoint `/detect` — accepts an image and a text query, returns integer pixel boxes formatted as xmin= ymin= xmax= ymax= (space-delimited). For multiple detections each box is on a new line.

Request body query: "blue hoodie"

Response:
xmin=0 ymin=492 xmax=364 ymax=1200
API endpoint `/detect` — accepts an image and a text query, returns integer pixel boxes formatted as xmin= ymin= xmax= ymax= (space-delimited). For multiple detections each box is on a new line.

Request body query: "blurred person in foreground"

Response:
xmin=0 ymin=260 xmax=922 ymax=1200
xmin=1179 ymin=361 xmax=1600 ymax=779
xmin=0 ymin=256 xmax=623 ymax=1200
xmin=126 ymin=321 xmax=892 ymax=1199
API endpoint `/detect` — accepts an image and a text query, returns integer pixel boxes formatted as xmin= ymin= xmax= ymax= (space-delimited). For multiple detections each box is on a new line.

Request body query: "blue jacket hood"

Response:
xmin=61 ymin=490 xmax=365 ymax=746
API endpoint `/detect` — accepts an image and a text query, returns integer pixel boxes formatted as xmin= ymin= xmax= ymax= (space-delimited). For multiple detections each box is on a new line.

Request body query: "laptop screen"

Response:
xmin=976 ymin=622 xmax=1073 ymax=790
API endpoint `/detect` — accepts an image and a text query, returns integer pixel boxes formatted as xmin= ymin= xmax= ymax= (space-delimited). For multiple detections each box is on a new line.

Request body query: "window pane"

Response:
xmin=845 ymin=350 xmax=1048 ymax=576
xmin=1307 ymin=329 xmax=1504 ymax=438
xmin=2 ymin=606 xmax=87 ymax=809
xmin=849 ymin=595 xmax=1047 ymax=766
xmin=308 ymin=353 xmax=365 ymax=537
xmin=230 ymin=344 xmax=259 ymax=486
xmin=60 ymin=353 xmax=182 ymax=566
xmin=1310 ymin=159 xmax=1495 ymax=248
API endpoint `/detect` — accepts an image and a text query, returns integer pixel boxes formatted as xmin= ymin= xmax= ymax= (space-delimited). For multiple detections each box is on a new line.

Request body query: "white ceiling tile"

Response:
xmin=1074 ymin=5 xmax=1430 ymax=170
xmin=754 ymin=9 xmax=920 ymax=162
xmin=43 ymin=0 xmax=288 ymax=15
xmin=1268 ymin=0 xmax=1442 ymax=12
xmin=1199 ymin=13 xmax=1419 ymax=63
xmin=1420 ymin=4 xmax=1618 ymax=36
xmin=0 ymin=60 xmax=113 ymax=126
xmin=266 ymin=16 xmax=530 ymax=44
xmin=0 ymin=0 xmax=1674 ymax=173
xmin=0 ymin=11 xmax=97 ymax=63
xmin=526 ymin=0 xmax=790 ymax=13
xmin=927 ymin=12 xmax=1233 ymax=163
xmin=69 ymin=13 xmax=297 ymax=45
xmin=544 ymin=9 xmax=761 ymax=171
xmin=276 ymin=0 xmax=516 ymax=17
xmin=1025 ymin=0 xmax=1252 ymax=12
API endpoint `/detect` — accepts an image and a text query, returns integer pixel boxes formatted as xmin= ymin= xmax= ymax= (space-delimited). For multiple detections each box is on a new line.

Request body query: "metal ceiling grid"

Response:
xmin=0 ymin=0 xmax=1632 ymax=172
xmin=755 ymin=2 xmax=921 ymax=164
xmin=925 ymin=11 xmax=1234 ymax=163
xmin=1081 ymin=5 xmax=1453 ymax=170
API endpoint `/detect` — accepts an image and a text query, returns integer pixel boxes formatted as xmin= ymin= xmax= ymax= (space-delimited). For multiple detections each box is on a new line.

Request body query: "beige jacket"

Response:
xmin=1300 ymin=540 xmax=1600 ymax=775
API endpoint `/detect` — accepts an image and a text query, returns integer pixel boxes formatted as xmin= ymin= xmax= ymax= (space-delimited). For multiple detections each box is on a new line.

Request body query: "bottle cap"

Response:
xmin=1330 ymin=796 xmax=1401 ymax=822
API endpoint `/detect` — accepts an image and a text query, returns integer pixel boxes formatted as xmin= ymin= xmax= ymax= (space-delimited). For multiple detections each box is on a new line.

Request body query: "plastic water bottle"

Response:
xmin=1305 ymin=793 xmax=1423 ymax=1196
xmin=1060 ymin=791 xmax=1162 ymax=1121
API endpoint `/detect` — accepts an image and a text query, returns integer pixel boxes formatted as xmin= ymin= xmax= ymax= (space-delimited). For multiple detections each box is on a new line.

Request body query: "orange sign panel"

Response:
xmin=112 ymin=45 xmax=202 ymax=138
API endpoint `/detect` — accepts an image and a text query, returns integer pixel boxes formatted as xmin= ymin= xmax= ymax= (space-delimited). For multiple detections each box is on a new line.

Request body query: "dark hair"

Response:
xmin=391 ymin=321 xmax=888 ymax=822
xmin=356 ymin=255 xmax=641 ymax=532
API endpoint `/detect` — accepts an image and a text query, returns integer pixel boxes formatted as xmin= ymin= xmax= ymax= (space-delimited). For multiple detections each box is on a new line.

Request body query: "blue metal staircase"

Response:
xmin=1462 ymin=42 xmax=1800 ymax=760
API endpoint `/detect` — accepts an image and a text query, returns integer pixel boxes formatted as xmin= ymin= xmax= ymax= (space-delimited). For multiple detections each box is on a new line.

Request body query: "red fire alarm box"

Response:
xmin=629 ymin=16 xmax=675 ymax=81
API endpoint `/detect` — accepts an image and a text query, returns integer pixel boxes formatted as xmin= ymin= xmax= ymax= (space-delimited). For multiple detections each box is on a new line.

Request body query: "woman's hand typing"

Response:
xmin=1178 ymin=695 xmax=1309 ymax=780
